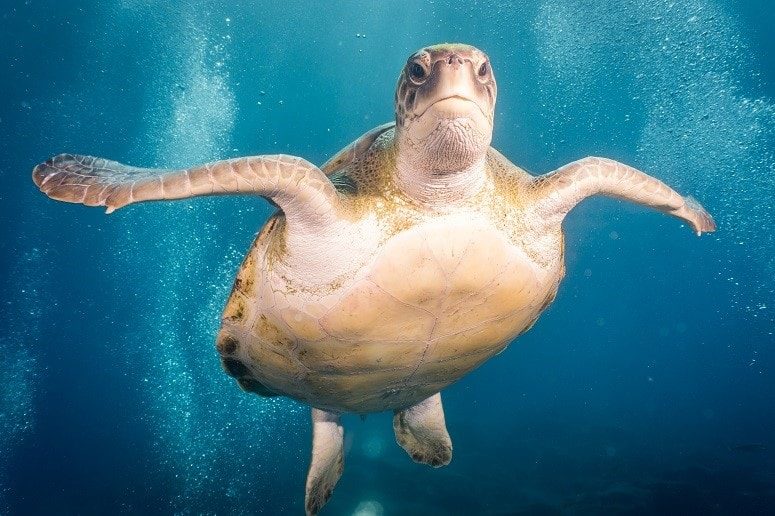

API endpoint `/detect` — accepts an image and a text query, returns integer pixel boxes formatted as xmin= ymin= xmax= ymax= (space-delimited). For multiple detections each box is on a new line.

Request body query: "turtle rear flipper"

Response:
xmin=305 ymin=408 xmax=344 ymax=516
xmin=393 ymin=392 xmax=452 ymax=467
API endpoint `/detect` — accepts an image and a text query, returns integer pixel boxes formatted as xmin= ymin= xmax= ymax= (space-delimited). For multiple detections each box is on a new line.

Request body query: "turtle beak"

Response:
xmin=414 ymin=54 xmax=491 ymax=122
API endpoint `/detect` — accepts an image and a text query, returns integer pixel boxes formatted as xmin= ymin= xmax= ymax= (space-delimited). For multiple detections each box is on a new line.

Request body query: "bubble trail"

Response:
xmin=102 ymin=2 xmax=303 ymax=511
xmin=533 ymin=0 xmax=775 ymax=319
xmin=0 ymin=245 xmax=45 ymax=512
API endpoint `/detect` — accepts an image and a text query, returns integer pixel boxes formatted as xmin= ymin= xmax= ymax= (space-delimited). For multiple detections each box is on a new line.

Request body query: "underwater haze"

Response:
xmin=1 ymin=0 xmax=774 ymax=514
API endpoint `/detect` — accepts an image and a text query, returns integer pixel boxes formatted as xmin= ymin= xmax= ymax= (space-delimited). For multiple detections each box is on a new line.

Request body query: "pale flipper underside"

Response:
xmin=32 ymin=153 xmax=339 ymax=230
xmin=531 ymin=157 xmax=716 ymax=235
xmin=305 ymin=408 xmax=344 ymax=516
xmin=393 ymin=393 xmax=452 ymax=467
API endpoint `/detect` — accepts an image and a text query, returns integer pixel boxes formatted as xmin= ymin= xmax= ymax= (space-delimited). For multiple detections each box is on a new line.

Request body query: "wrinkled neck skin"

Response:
xmin=395 ymin=119 xmax=491 ymax=207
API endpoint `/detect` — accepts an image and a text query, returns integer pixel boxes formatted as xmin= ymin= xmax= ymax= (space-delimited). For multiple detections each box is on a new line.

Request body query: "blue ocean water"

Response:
xmin=1 ymin=0 xmax=773 ymax=514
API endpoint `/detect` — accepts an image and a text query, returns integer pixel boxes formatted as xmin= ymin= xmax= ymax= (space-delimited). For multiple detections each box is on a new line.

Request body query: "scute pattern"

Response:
xmin=217 ymin=130 xmax=566 ymax=413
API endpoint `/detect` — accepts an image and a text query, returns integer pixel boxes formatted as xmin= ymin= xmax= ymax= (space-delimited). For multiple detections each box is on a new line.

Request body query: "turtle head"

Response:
xmin=395 ymin=44 xmax=497 ymax=175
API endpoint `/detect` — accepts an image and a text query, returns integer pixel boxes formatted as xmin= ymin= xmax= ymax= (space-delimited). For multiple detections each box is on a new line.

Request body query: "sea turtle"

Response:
xmin=32 ymin=43 xmax=716 ymax=514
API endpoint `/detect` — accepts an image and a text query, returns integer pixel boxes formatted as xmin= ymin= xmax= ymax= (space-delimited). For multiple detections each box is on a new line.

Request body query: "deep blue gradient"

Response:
xmin=1 ymin=1 xmax=773 ymax=514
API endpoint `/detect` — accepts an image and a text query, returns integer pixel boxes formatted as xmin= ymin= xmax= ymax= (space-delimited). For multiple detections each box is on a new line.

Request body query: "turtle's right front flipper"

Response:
xmin=32 ymin=153 xmax=340 ymax=229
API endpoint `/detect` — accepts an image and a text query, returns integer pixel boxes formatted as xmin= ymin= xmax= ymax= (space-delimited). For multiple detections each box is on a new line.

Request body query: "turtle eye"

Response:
xmin=408 ymin=62 xmax=427 ymax=83
xmin=477 ymin=62 xmax=489 ymax=79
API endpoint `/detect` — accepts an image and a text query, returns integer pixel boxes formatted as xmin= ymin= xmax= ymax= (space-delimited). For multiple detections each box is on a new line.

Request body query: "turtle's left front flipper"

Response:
xmin=530 ymin=157 xmax=716 ymax=236
xmin=394 ymin=393 xmax=452 ymax=467
xmin=32 ymin=153 xmax=339 ymax=230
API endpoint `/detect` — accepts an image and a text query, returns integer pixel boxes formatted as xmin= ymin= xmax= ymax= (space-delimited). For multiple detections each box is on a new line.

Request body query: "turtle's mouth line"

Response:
xmin=419 ymin=95 xmax=487 ymax=119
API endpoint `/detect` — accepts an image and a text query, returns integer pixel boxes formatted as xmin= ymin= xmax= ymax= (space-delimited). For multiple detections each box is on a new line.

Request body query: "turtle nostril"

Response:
xmin=447 ymin=54 xmax=464 ymax=66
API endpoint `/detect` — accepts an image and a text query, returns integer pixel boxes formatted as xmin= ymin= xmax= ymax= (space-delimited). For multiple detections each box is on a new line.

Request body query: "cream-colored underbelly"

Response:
xmin=222 ymin=215 xmax=561 ymax=413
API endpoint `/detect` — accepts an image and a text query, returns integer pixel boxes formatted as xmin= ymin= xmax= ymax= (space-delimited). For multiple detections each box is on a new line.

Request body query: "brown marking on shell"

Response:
xmin=383 ymin=210 xmax=420 ymax=240
xmin=254 ymin=313 xmax=295 ymax=349
xmin=222 ymin=215 xmax=285 ymax=324
xmin=216 ymin=332 xmax=239 ymax=355
xmin=264 ymin=216 xmax=289 ymax=267
xmin=233 ymin=249 xmax=256 ymax=296
xmin=223 ymin=294 xmax=246 ymax=322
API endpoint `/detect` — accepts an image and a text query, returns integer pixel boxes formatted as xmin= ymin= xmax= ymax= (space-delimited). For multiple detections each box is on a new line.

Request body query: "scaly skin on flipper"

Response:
xmin=32 ymin=153 xmax=340 ymax=230
xmin=529 ymin=156 xmax=716 ymax=235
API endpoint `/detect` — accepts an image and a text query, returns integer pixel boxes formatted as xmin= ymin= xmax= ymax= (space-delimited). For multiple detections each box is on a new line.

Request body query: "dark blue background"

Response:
xmin=1 ymin=1 xmax=773 ymax=514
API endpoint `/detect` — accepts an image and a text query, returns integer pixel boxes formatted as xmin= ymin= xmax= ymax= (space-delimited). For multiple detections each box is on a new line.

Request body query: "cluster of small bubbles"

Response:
xmin=103 ymin=6 xmax=302 ymax=511
xmin=362 ymin=435 xmax=385 ymax=458
xmin=533 ymin=0 xmax=774 ymax=327
xmin=0 ymin=342 xmax=37 ymax=511
xmin=352 ymin=500 xmax=385 ymax=516
xmin=632 ymin=1 xmax=775 ymax=321
xmin=534 ymin=1 xmax=606 ymax=97
xmin=154 ymin=44 xmax=236 ymax=167
xmin=0 ymin=245 xmax=46 ymax=510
